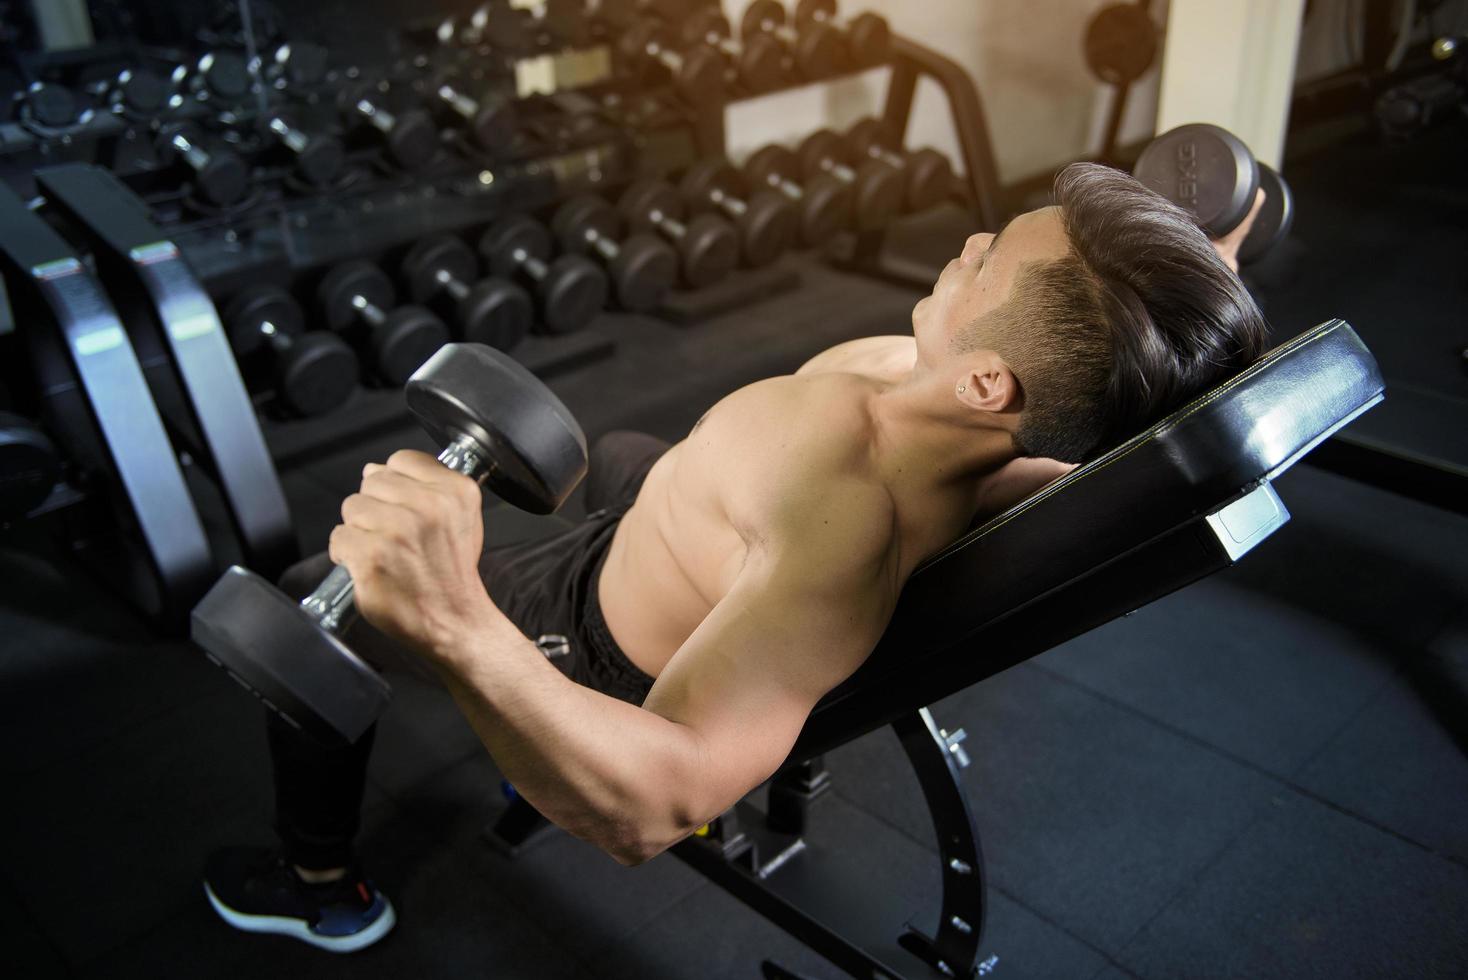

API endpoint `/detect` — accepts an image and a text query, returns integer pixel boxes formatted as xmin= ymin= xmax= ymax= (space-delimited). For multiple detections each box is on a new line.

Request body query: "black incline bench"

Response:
xmin=493 ymin=319 xmax=1384 ymax=980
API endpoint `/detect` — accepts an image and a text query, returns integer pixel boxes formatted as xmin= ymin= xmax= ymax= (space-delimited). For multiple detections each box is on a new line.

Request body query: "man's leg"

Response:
xmin=206 ymin=430 xmax=671 ymax=949
xmin=203 ymin=552 xmax=397 ymax=952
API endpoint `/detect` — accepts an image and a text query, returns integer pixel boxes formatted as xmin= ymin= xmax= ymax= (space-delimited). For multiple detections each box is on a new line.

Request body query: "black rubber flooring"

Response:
xmin=4 ymin=119 xmax=1467 ymax=979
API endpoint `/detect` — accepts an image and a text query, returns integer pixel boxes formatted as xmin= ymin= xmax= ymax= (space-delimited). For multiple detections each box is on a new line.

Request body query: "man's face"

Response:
xmin=911 ymin=206 xmax=1070 ymax=367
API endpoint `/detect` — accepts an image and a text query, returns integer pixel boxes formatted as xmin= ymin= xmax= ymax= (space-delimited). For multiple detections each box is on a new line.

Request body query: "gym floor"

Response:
xmin=4 ymin=120 xmax=1466 ymax=980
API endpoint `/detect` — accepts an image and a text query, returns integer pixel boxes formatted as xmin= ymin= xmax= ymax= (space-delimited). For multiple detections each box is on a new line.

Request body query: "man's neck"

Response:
xmin=867 ymin=368 xmax=1021 ymax=496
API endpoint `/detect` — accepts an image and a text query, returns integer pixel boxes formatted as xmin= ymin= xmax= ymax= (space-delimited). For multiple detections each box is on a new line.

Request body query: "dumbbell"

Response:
xmin=401 ymin=235 xmax=533 ymax=350
xmin=796 ymin=129 xmax=903 ymax=231
xmin=1132 ymin=122 xmax=1295 ymax=266
xmin=0 ymin=412 xmax=60 ymax=521
xmin=522 ymin=0 xmax=592 ymax=47
xmin=551 ymin=196 xmax=677 ymax=312
xmin=105 ymin=68 xmax=170 ymax=121
xmin=846 ymin=118 xmax=954 ymax=213
xmin=157 ymin=125 xmax=251 ymax=207
xmin=222 ymin=285 xmax=359 ymax=418
xmin=435 ymin=1 xmax=534 ymax=50
xmin=186 ymin=49 xmax=251 ymax=104
xmin=740 ymin=0 xmax=843 ymax=80
xmin=19 ymin=81 xmax=88 ymax=131
xmin=430 ymin=75 xmax=516 ymax=150
xmin=261 ymin=112 xmax=345 ymax=187
xmin=263 ymin=40 xmax=330 ymax=89
xmin=479 ymin=216 xmax=609 ymax=335
xmin=317 ymin=262 xmax=451 ymax=385
xmin=794 ymin=0 xmax=890 ymax=68
xmin=743 ymin=145 xmax=853 ymax=247
xmin=617 ymin=20 xmax=726 ymax=105
xmin=679 ymin=159 xmax=796 ymax=267
xmin=192 ymin=342 xmax=589 ymax=744
xmin=618 ymin=180 xmax=739 ymax=288
xmin=337 ymin=84 xmax=437 ymax=172
xmin=679 ymin=7 xmax=785 ymax=93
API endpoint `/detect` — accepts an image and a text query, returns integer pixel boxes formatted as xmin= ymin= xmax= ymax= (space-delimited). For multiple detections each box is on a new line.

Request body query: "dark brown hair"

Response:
xmin=962 ymin=163 xmax=1270 ymax=463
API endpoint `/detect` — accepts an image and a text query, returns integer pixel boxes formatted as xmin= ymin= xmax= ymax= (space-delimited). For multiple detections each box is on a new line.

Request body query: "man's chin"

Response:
xmin=912 ymin=295 xmax=931 ymax=331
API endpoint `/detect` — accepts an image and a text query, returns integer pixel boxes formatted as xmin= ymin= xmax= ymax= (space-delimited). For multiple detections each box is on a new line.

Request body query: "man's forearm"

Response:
xmin=430 ymin=603 xmax=708 ymax=864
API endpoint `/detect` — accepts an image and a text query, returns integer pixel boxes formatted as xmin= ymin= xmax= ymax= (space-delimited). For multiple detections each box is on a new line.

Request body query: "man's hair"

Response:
xmin=957 ymin=162 xmax=1270 ymax=463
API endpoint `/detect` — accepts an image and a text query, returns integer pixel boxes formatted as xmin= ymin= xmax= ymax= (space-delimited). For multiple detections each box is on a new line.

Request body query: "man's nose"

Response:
xmin=959 ymin=233 xmax=995 ymax=265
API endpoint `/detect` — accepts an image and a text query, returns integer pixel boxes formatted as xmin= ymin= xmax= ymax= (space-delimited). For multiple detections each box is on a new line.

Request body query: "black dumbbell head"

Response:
xmin=680 ymin=157 xmax=743 ymax=208
xmin=738 ymin=32 xmax=786 ymax=92
xmin=902 ymin=147 xmax=954 ymax=213
xmin=480 ymin=214 xmax=554 ymax=277
xmin=372 ymin=305 xmax=450 ymax=386
xmin=682 ymin=7 xmax=730 ymax=45
xmin=845 ymin=12 xmax=891 ymax=66
xmin=197 ymin=50 xmax=250 ymax=100
xmin=388 ymin=109 xmax=437 ymax=171
xmin=484 ymin=7 xmax=535 ymax=50
xmin=223 ymin=284 xmax=305 ymax=356
xmin=276 ymin=41 xmax=329 ymax=87
xmin=404 ymin=343 xmax=588 ymax=515
xmin=793 ymin=0 xmax=836 ymax=26
xmin=541 ymin=256 xmax=608 ymax=335
xmin=793 ymin=22 xmax=844 ymax=78
xmin=741 ymin=190 xmax=796 ymax=266
xmin=275 ymin=332 xmax=360 ymax=418
xmin=1133 ymin=122 xmax=1260 ymax=238
xmin=541 ymin=0 xmax=591 ymax=45
xmin=1236 ymin=164 xmax=1295 ymax=267
xmin=114 ymin=69 xmax=168 ymax=118
xmin=677 ymin=45 xmax=728 ymax=105
xmin=471 ymin=92 xmax=516 ymax=150
xmin=552 ymin=195 xmax=621 ymax=257
xmin=800 ymin=174 xmax=854 ymax=246
xmin=318 ymin=261 xmax=396 ymax=331
xmin=26 ymin=82 xmax=77 ymax=128
xmin=191 ymin=565 xmax=391 ymax=744
xmin=745 ymin=144 xmax=801 ymax=188
xmin=460 ymin=279 xmax=534 ymax=350
xmin=851 ymin=160 xmax=904 ymax=230
xmin=741 ymin=0 xmax=786 ymax=38
xmin=297 ymin=134 xmax=345 ymax=187
xmin=797 ymin=128 xmax=848 ymax=181
xmin=846 ymin=117 xmax=897 ymax=158
xmin=619 ymin=180 xmax=686 ymax=234
xmin=0 ymin=412 xmax=60 ymax=519
xmin=680 ymin=214 xmax=739 ymax=288
xmin=620 ymin=19 xmax=664 ymax=62
xmin=197 ymin=148 xmax=250 ymax=207
xmin=402 ymin=234 xmax=479 ymax=303
xmin=610 ymin=234 xmax=677 ymax=312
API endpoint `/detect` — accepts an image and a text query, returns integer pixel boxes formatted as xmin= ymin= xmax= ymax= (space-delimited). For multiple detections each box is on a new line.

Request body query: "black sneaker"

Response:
xmin=203 ymin=847 xmax=396 ymax=953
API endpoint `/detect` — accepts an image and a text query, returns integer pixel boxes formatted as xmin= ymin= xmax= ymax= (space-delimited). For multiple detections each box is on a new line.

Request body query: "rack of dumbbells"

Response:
xmin=0 ymin=0 xmax=990 ymax=628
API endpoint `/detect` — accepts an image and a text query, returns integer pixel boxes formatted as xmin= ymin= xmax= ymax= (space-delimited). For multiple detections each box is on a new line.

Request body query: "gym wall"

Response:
xmin=725 ymin=0 xmax=1468 ymax=185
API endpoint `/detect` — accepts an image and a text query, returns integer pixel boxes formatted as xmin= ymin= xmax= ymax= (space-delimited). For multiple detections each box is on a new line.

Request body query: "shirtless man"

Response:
xmin=204 ymin=163 xmax=1268 ymax=951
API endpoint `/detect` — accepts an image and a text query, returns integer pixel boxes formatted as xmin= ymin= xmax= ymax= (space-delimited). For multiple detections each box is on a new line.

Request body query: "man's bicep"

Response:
xmin=642 ymin=549 xmax=895 ymax=817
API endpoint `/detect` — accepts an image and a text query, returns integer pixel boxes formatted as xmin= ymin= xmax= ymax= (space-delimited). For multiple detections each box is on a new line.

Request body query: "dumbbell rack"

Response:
xmin=826 ymin=34 xmax=1004 ymax=288
xmin=619 ymin=20 xmax=1004 ymax=300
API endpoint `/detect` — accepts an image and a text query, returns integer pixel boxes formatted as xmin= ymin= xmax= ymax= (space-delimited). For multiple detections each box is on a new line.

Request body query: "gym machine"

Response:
xmin=0 ymin=182 xmax=214 ymax=626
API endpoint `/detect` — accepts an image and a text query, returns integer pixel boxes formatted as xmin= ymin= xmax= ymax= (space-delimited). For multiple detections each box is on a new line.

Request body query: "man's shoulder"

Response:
xmin=796 ymin=335 xmax=915 ymax=377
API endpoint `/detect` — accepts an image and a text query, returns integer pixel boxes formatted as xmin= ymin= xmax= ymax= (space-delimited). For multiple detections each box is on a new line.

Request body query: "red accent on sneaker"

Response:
xmin=357 ymin=881 xmax=371 ymax=904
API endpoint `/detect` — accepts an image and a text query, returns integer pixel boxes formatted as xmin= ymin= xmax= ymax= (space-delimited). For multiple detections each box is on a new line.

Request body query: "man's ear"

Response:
xmin=956 ymin=352 xmax=1022 ymax=414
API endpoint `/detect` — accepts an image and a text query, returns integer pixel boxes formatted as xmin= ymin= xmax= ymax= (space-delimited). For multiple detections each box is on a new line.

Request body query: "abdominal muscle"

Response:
xmin=597 ymin=336 xmax=918 ymax=679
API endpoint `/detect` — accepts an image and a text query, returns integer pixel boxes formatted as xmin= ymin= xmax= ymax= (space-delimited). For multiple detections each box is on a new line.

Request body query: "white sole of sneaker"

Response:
xmin=204 ymin=882 xmax=397 ymax=953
